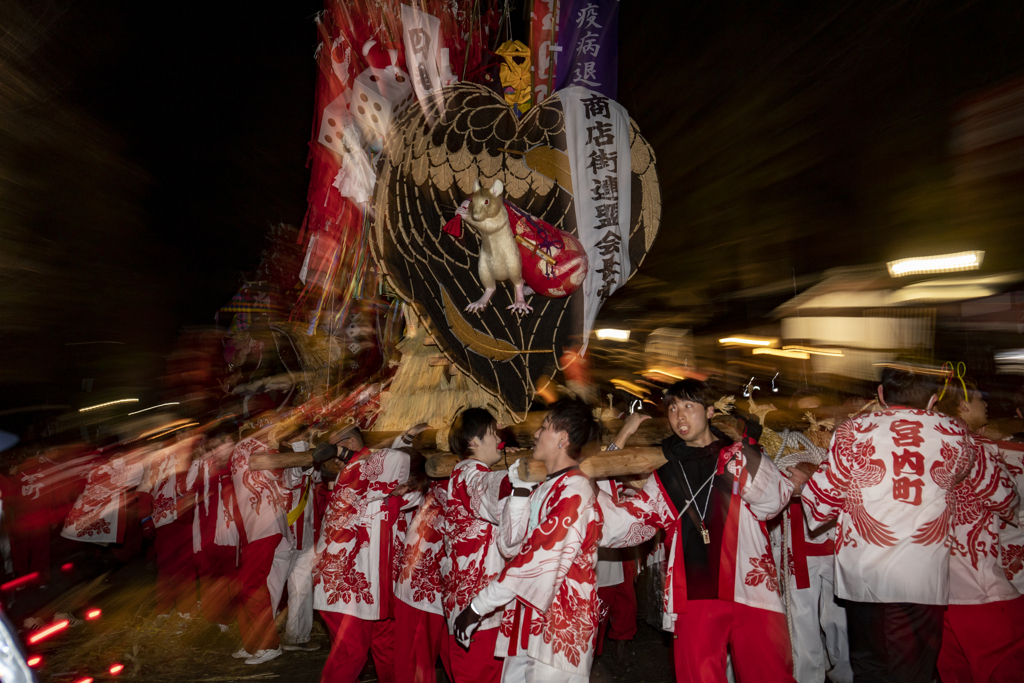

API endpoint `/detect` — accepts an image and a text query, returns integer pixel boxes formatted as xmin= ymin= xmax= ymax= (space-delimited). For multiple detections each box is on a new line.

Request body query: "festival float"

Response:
xmin=218 ymin=0 xmax=668 ymax=472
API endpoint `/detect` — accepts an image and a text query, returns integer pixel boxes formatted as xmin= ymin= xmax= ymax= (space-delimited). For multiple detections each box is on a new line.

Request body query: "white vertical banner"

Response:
xmin=401 ymin=4 xmax=445 ymax=116
xmin=561 ymin=86 xmax=631 ymax=354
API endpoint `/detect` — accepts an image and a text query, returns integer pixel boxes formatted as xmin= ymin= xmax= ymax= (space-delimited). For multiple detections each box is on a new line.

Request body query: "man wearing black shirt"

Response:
xmin=600 ymin=380 xmax=796 ymax=683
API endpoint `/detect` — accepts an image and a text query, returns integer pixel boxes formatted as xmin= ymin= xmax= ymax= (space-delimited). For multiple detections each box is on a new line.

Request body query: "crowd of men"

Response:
xmin=3 ymin=365 xmax=1024 ymax=683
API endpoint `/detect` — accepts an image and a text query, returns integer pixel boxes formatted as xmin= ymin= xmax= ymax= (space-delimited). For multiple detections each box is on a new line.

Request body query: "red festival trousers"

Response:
xmin=320 ymin=611 xmax=395 ymax=683
xmin=237 ymin=534 xmax=281 ymax=653
xmin=672 ymin=599 xmax=796 ymax=683
xmin=448 ymin=625 xmax=502 ymax=683
xmin=393 ymin=599 xmax=452 ymax=683
xmin=937 ymin=596 xmax=1024 ymax=683
xmin=196 ymin=544 xmax=238 ymax=626
xmin=153 ymin=520 xmax=198 ymax=616
xmin=596 ymin=561 xmax=638 ymax=655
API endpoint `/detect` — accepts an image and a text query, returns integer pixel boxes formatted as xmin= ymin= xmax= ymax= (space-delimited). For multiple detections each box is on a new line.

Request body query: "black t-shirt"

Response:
xmin=654 ymin=429 xmax=737 ymax=600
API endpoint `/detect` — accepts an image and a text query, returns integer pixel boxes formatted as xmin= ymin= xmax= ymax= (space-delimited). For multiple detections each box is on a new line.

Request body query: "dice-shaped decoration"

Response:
xmin=349 ymin=67 xmax=415 ymax=138
xmin=318 ymin=94 xmax=360 ymax=157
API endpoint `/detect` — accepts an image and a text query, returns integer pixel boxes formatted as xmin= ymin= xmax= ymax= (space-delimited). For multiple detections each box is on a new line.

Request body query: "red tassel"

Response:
xmin=442 ymin=215 xmax=463 ymax=238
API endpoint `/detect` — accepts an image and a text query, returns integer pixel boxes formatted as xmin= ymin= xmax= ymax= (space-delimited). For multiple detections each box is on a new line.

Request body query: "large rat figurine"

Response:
xmin=459 ymin=179 xmax=533 ymax=315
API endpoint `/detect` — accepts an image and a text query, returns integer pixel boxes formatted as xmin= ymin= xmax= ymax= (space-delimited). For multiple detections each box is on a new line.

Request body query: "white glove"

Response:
xmin=507 ymin=459 xmax=538 ymax=492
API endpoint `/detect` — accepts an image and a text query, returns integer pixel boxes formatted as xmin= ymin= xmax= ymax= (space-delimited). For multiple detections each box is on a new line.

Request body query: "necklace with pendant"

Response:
xmin=679 ymin=462 xmax=713 ymax=544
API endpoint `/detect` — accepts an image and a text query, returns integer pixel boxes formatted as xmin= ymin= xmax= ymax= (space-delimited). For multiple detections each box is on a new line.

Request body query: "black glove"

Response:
xmin=453 ymin=604 xmax=483 ymax=651
xmin=312 ymin=442 xmax=339 ymax=465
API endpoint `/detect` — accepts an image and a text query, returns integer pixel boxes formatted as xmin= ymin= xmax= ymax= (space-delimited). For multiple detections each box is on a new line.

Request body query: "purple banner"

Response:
xmin=554 ymin=0 xmax=619 ymax=100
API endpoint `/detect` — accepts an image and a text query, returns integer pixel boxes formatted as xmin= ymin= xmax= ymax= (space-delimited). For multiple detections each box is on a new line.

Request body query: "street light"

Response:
xmin=886 ymin=251 xmax=984 ymax=277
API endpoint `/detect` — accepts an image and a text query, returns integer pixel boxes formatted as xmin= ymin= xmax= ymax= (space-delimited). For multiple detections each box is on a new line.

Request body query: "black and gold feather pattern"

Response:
xmin=370 ymin=82 xmax=660 ymax=414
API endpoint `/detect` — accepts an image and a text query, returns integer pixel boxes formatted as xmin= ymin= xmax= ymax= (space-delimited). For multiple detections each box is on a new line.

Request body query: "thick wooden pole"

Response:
xmin=423 ymin=447 xmax=665 ymax=481
xmin=252 ymin=445 xmax=667 ymax=481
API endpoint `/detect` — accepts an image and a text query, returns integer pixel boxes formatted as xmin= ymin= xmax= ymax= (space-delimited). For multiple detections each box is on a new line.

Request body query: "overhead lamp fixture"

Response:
xmin=79 ymin=398 xmax=138 ymax=413
xmin=752 ymin=348 xmax=810 ymax=360
xmin=719 ymin=336 xmax=776 ymax=347
xmin=595 ymin=328 xmax=630 ymax=341
xmin=887 ymin=250 xmax=984 ymax=277
xmin=782 ymin=345 xmax=844 ymax=357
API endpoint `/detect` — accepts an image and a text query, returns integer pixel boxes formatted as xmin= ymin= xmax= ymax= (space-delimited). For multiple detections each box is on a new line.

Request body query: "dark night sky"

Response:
xmin=4 ymin=0 xmax=1024 ymax=415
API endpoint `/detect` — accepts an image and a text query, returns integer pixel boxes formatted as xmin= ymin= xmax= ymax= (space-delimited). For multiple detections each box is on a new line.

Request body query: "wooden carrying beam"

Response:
xmin=424 ymin=447 xmax=665 ymax=482
xmin=252 ymin=446 xmax=666 ymax=482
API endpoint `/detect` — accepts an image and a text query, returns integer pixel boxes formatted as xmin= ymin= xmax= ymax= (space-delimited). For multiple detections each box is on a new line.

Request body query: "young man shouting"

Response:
xmin=454 ymin=399 xmax=603 ymax=683
xmin=598 ymin=380 xmax=796 ymax=683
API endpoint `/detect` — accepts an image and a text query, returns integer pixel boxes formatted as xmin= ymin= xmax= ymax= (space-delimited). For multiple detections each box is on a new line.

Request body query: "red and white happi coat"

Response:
xmin=61 ymin=449 xmax=148 ymax=543
xmin=312 ymin=447 xmax=411 ymax=620
xmin=229 ymin=436 xmax=290 ymax=544
xmin=395 ymin=479 xmax=448 ymax=615
xmin=143 ymin=439 xmax=198 ymax=528
xmin=440 ymin=459 xmax=508 ymax=632
xmin=802 ymin=408 xmax=978 ymax=605
xmin=995 ymin=439 xmax=1024 ymax=592
xmin=475 ymin=470 xmax=601 ymax=677
xmin=947 ymin=436 xmax=1020 ymax=604
xmin=600 ymin=441 xmax=793 ymax=630
xmin=187 ymin=458 xmax=240 ymax=553
xmin=783 ymin=501 xmax=836 ymax=591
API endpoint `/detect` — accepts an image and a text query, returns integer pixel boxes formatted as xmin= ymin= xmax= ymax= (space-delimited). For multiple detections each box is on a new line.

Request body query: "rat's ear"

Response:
xmin=491 ymin=179 xmax=504 ymax=197
xmin=473 ymin=178 xmax=482 ymax=192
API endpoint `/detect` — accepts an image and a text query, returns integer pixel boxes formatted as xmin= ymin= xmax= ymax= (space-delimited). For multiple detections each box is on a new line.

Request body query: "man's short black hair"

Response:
xmin=664 ymin=379 xmax=716 ymax=409
xmin=547 ymin=398 xmax=601 ymax=461
xmin=880 ymin=364 xmax=934 ymax=409
xmin=448 ymin=408 xmax=497 ymax=459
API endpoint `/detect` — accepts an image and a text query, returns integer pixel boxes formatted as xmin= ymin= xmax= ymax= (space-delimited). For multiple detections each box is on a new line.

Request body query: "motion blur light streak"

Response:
xmin=27 ymin=620 xmax=69 ymax=644
xmin=73 ymin=678 xmax=94 ymax=683
xmin=109 ymin=663 xmax=124 ymax=675
xmin=128 ymin=402 xmax=180 ymax=415
xmin=62 ymin=563 xmax=73 ymax=571
xmin=78 ymin=398 xmax=139 ymax=413
xmin=145 ymin=422 xmax=198 ymax=440
xmin=85 ymin=609 xmax=101 ymax=620
xmin=27 ymin=655 xmax=42 ymax=667
xmin=782 ymin=345 xmax=844 ymax=357
xmin=718 ymin=337 xmax=776 ymax=347
xmin=1 ymin=571 xmax=39 ymax=590
xmin=595 ymin=328 xmax=630 ymax=341
xmin=752 ymin=348 xmax=811 ymax=360
xmin=873 ymin=362 xmax=949 ymax=376
xmin=886 ymin=250 xmax=984 ymax=276
xmin=610 ymin=379 xmax=649 ymax=397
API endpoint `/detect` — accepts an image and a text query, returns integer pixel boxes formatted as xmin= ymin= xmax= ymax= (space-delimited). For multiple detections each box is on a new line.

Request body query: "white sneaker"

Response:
xmin=282 ymin=642 xmax=320 ymax=652
xmin=244 ymin=648 xmax=282 ymax=665
xmin=231 ymin=648 xmax=252 ymax=659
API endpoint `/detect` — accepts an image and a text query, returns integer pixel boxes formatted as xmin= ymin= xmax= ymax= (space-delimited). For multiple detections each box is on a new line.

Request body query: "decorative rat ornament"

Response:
xmin=455 ymin=179 xmax=532 ymax=315
xmin=495 ymin=40 xmax=532 ymax=116
xmin=443 ymin=182 xmax=589 ymax=307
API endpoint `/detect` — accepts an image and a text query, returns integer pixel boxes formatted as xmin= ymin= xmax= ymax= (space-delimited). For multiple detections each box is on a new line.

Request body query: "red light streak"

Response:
xmin=85 ymin=608 xmax=101 ymax=620
xmin=73 ymin=678 xmax=93 ymax=683
xmin=62 ymin=562 xmax=74 ymax=571
xmin=1 ymin=571 xmax=39 ymax=590
xmin=27 ymin=655 xmax=42 ymax=667
xmin=27 ymin=619 xmax=69 ymax=644
xmin=109 ymin=663 xmax=124 ymax=675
